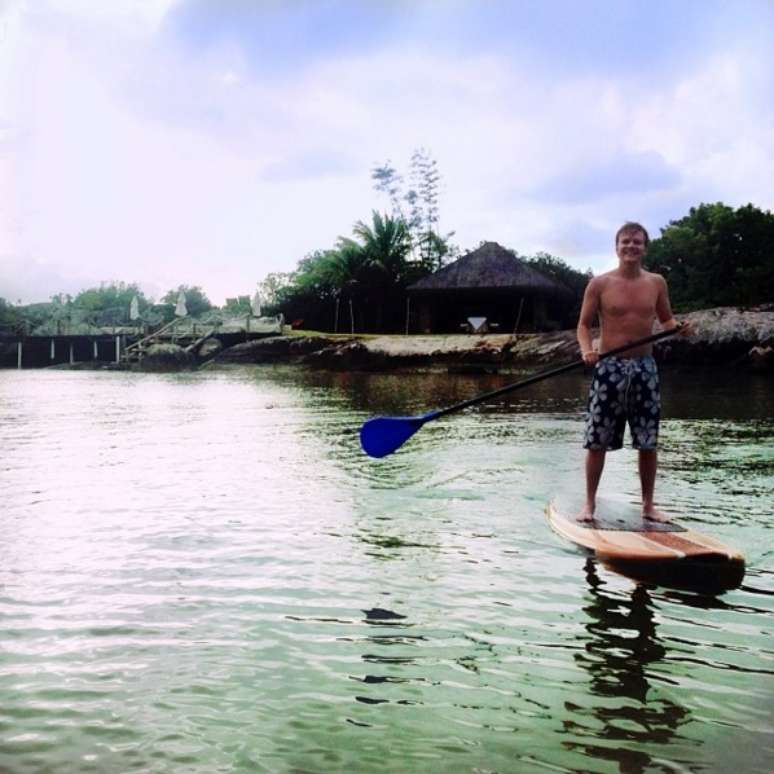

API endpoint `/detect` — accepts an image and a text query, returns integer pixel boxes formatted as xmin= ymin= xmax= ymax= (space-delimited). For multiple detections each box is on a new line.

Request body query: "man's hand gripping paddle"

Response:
xmin=359 ymin=327 xmax=682 ymax=458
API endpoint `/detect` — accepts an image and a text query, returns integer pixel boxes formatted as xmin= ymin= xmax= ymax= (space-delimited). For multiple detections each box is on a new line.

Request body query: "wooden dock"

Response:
xmin=0 ymin=315 xmax=284 ymax=368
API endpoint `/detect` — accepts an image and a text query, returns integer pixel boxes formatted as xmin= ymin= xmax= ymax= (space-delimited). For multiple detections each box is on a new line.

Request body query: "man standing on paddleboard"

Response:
xmin=576 ymin=222 xmax=690 ymax=523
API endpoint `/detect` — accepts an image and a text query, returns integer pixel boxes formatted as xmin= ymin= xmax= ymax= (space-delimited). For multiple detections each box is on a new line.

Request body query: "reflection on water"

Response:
xmin=564 ymin=560 xmax=690 ymax=773
xmin=0 ymin=366 xmax=773 ymax=773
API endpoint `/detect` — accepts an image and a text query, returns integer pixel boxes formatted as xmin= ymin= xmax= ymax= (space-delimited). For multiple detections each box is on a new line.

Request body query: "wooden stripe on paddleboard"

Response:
xmin=546 ymin=497 xmax=745 ymax=591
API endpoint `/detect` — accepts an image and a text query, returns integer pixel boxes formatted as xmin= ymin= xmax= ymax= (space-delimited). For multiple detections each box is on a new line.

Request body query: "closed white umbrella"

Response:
xmin=175 ymin=290 xmax=187 ymax=317
xmin=251 ymin=291 xmax=262 ymax=317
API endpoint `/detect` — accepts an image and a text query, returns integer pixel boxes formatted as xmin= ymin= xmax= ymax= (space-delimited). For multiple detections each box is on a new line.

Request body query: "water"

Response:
xmin=1 ymin=365 xmax=772 ymax=773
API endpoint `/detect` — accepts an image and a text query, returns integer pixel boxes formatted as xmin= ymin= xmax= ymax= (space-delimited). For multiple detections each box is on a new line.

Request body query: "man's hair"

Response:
xmin=615 ymin=222 xmax=650 ymax=246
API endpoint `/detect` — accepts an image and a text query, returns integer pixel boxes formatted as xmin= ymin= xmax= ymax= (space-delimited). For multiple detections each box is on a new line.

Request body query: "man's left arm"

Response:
xmin=655 ymin=275 xmax=691 ymax=335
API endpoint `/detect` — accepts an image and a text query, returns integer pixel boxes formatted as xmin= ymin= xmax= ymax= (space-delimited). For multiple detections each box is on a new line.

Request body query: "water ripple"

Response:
xmin=1 ymin=367 xmax=772 ymax=772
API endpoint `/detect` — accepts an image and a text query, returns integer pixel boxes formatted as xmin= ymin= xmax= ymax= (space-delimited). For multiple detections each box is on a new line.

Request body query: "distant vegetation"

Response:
xmin=0 ymin=283 xmax=215 ymax=335
xmin=263 ymin=199 xmax=774 ymax=331
xmin=2 ymin=192 xmax=771 ymax=337
xmin=264 ymin=211 xmax=425 ymax=332
xmin=258 ymin=148 xmax=463 ymax=332
xmin=256 ymin=149 xmax=586 ymax=332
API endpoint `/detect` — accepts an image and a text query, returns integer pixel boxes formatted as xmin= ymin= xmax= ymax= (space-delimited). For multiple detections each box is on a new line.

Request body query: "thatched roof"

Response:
xmin=408 ymin=241 xmax=572 ymax=296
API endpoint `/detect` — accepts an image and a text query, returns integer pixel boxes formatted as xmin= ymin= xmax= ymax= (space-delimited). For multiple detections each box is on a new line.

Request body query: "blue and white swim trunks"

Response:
xmin=583 ymin=355 xmax=661 ymax=451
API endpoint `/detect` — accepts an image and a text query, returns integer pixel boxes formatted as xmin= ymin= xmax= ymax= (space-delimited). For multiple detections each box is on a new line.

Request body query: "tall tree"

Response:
xmin=372 ymin=147 xmax=456 ymax=270
xmin=409 ymin=147 xmax=441 ymax=266
xmin=644 ymin=202 xmax=774 ymax=309
xmin=370 ymin=162 xmax=404 ymax=220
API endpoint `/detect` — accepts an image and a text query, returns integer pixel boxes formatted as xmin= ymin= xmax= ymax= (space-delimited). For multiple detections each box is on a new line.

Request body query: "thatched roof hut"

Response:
xmin=407 ymin=241 xmax=574 ymax=333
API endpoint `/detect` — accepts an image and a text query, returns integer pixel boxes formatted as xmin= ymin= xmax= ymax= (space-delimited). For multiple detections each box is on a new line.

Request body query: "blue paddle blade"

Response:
xmin=359 ymin=415 xmax=430 ymax=458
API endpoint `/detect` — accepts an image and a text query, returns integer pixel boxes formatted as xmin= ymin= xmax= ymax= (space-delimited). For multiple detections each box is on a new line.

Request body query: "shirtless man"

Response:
xmin=576 ymin=222 xmax=687 ymax=522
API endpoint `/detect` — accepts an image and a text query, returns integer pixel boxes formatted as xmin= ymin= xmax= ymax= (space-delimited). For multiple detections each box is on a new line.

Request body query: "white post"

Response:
xmin=17 ymin=341 xmax=22 ymax=369
xmin=50 ymin=339 xmax=55 ymax=360
xmin=115 ymin=335 xmax=121 ymax=363
xmin=93 ymin=340 xmax=98 ymax=359
xmin=69 ymin=342 xmax=75 ymax=364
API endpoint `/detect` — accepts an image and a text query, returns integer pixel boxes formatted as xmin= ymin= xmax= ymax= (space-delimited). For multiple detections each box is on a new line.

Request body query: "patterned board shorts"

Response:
xmin=583 ymin=355 xmax=661 ymax=451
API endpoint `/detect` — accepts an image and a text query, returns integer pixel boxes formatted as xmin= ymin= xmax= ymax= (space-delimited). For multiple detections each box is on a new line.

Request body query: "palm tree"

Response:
xmin=351 ymin=211 xmax=412 ymax=287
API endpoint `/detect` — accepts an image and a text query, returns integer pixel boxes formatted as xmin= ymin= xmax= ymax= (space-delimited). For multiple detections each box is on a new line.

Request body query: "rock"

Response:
xmin=210 ymin=306 xmax=774 ymax=373
xmin=305 ymin=341 xmax=389 ymax=371
xmin=138 ymin=343 xmax=196 ymax=371
xmin=197 ymin=338 xmax=223 ymax=359
xmin=657 ymin=307 xmax=774 ymax=364
xmin=215 ymin=336 xmax=342 ymax=363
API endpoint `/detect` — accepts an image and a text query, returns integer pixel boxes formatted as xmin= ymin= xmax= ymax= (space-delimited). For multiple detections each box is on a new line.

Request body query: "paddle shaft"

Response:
xmin=429 ymin=327 xmax=680 ymax=421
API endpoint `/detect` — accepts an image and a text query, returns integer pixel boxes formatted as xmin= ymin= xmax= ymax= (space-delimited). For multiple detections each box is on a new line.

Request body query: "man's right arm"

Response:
xmin=577 ymin=278 xmax=600 ymax=366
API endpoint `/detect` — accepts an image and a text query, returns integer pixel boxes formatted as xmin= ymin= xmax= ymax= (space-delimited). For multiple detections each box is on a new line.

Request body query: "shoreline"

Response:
xmin=212 ymin=306 xmax=774 ymax=373
xmin=5 ymin=305 xmax=774 ymax=373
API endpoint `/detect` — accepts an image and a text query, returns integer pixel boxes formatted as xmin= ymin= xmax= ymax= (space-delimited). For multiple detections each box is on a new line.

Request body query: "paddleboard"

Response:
xmin=546 ymin=497 xmax=745 ymax=592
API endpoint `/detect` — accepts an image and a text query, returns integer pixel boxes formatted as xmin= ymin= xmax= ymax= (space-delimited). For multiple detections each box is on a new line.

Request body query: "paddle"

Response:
xmin=359 ymin=327 xmax=682 ymax=458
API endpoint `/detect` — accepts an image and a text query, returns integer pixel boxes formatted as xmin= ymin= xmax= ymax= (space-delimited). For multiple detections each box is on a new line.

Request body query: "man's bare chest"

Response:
xmin=600 ymin=282 xmax=658 ymax=318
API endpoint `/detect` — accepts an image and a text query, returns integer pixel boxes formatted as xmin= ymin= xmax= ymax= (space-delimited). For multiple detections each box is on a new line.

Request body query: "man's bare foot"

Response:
xmin=577 ymin=505 xmax=595 ymax=523
xmin=643 ymin=508 xmax=670 ymax=523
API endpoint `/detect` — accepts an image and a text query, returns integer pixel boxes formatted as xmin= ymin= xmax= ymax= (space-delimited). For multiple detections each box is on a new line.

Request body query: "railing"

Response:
xmin=184 ymin=322 xmax=222 ymax=354
xmin=123 ymin=317 xmax=187 ymax=356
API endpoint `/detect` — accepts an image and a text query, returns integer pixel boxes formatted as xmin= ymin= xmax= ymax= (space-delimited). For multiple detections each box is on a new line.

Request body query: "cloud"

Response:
xmin=159 ymin=0 xmax=410 ymax=76
xmin=0 ymin=254 xmax=99 ymax=303
xmin=159 ymin=0 xmax=774 ymax=85
xmin=260 ymin=150 xmax=360 ymax=182
xmin=3 ymin=1 xmax=773 ymax=303
xmin=530 ymin=151 xmax=682 ymax=204
xmin=543 ymin=220 xmax=613 ymax=261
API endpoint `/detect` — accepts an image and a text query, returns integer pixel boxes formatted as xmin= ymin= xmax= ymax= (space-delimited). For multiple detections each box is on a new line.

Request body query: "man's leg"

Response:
xmin=580 ymin=449 xmax=606 ymax=521
xmin=639 ymin=449 xmax=667 ymax=521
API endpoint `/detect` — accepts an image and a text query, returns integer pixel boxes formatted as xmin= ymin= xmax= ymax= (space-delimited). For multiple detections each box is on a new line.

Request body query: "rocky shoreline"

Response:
xmin=26 ymin=305 xmax=772 ymax=373
xmin=212 ymin=306 xmax=774 ymax=373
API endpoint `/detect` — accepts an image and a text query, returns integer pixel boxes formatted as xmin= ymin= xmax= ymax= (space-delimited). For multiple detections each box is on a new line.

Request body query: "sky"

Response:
xmin=2 ymin=0 xmax=773 ymax=305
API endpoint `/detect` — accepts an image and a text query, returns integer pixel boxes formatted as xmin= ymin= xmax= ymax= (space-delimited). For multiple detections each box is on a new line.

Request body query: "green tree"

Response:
xmin=257 ymin=272 xmax=293 ymax=311
xmin=270 ymin=250 xmax=341 ymax=328
xmin=349 ymin=212 xmax=413 ymax=330
xmin=222 ymin=296 xmax=252 ymax=315
xmin=272 ymin=212 xmax=423 ymax=332
xmin=644 ymin=202 xmax=774 ymax=309
xmin=0 ymin=297 xmax=20 ymax=330
xmin=72 ymin=282 xmax=149 ymax=325
xmin=523 ymin=252 xmax=591 ymax=297
xmin=521 ymin=252 xmax=591 ymax=328
xmin=74 ymin=282 xmax=148 ymax=312
xmin=351 ymin=211 xmax=412 ymax=285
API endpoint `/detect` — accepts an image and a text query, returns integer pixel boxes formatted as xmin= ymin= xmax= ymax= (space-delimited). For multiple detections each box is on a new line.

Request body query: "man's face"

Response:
xmin=616 ymin=229 xmax=647 ymax=264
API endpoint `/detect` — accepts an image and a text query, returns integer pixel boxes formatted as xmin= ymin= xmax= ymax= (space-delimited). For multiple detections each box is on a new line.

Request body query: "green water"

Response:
xmin=1 ymin=366 xmax=772 ymax=773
